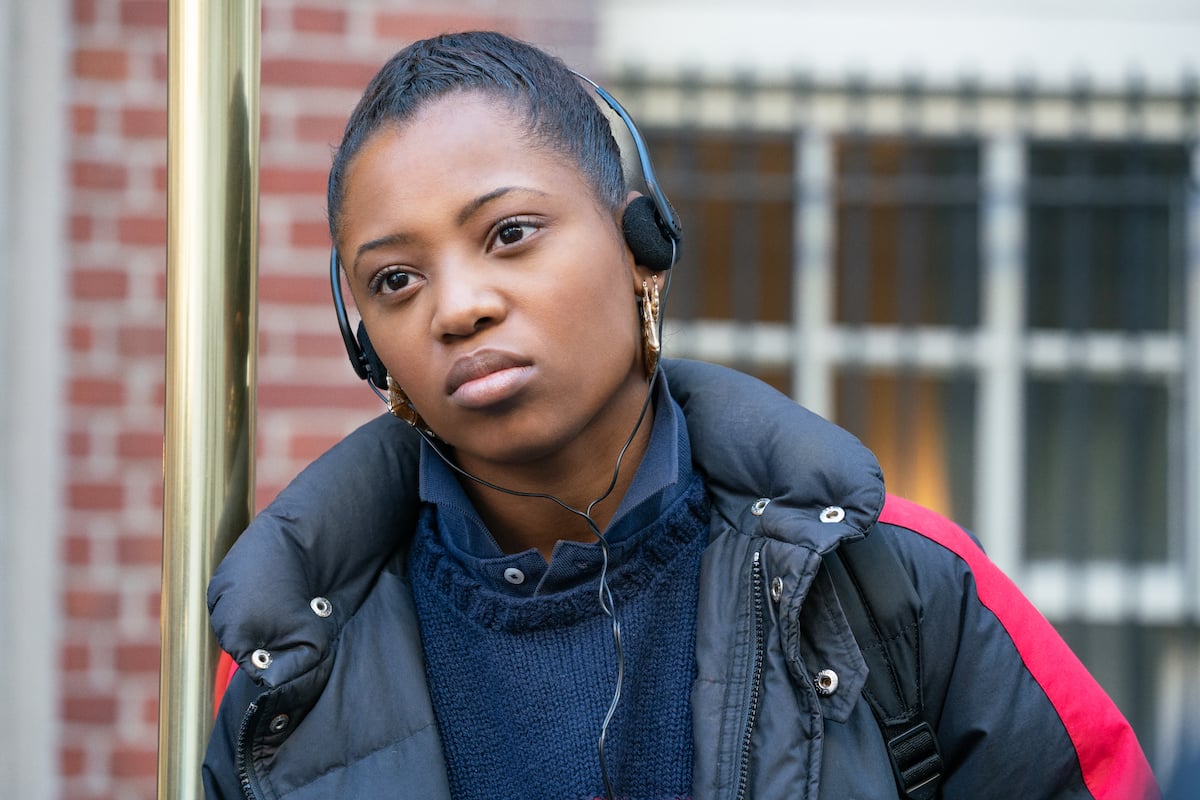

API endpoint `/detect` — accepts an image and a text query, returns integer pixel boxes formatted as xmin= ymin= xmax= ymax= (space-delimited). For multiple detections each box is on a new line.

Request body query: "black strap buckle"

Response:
xmin=887 ymin=721 xmax=944 ymax=798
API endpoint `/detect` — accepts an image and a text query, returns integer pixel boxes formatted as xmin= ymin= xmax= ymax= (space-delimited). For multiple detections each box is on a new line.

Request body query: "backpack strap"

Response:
xmin=823 ymin=527 xmax=944 ymax=799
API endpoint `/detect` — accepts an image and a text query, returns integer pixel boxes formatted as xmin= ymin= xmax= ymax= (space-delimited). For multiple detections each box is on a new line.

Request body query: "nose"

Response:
xmin=429 ymin=262 xmax=506 ymax=341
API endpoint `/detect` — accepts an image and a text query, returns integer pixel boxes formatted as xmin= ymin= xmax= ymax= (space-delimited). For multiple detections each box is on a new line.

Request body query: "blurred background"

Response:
xmin=0 ymin=0 xmax=1197 ymax=797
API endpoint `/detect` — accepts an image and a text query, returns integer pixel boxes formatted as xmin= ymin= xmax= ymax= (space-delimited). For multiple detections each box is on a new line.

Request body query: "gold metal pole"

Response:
xmin=160 ymin=1 xmax=259 ymax=797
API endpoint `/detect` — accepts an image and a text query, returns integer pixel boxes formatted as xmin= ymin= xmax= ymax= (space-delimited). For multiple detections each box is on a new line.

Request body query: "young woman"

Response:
xmin=203 ymin=31 xmax=1159 ymax=800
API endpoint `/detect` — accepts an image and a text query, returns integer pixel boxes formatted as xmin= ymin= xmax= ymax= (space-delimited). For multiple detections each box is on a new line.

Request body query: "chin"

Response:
xmin=442 ymin=419 xmax=577 ymax=468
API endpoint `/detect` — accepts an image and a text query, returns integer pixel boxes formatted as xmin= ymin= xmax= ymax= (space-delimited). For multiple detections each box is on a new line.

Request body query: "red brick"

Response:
xmin=146 ymin=482 xmax=164 ymax=511
xmin=262 ymin=57 xmax=378 ymax=89
xmin=121 ymin=107 xmax=167 ymax=139
xmin=73 ymin=160 xmax=128 ymax=190
xmin=67 ymin=430 xmax=90 ymax=457
xmin=68 ymin=481 xmax=125 ymax=511
xmin=256 ymin=483 xmax=284 ymax=512
xmin=142 ymin=695 xmax=158 ymax=725
xmin=117 ymin=432 xmax=163 ymax=459
xmin=258 ymin=382 xmax=376 ymax=411
xmin=260 ymin=166 xmax=328 ymax=195
xmin=110 ymin=744 xmax=157 ymax=779
xmin=121 ymin=0 xmax=168 ymax=28
xmin=74 ymin=48 xmax=128 ymax=81
xmin=73 ymin=0 xmax=96 ymax=26
xmin=65 ymin=589 xmax=121 ymax=619
xmin=117 ymin=215 xmax=166 ymax=246
xmin=289 ymin=433 xmax=340 ymax=462
xmin=153 ymin=164 xmax=167 ymax=192
xmin=61 ymin=643 xmax=90 ymax=672
xmin=116 ymin=536 xmax=162 ymax=567
xmin=62 ymin=693 xmax=117 ymax=724
xmin=260 ymin=274 xmax=328 ymax=305
xmin=294 ymin=6 xmax=347 ymax=34
xmin=63 ymin=535 xmax=91 ymax=566
xmin=145 ymin=591 xmax=161 ymax=620
xmin=73 ymin=104 xmax=98 ymax=135
xmin=290 ymin=220 xmax=332 ymax=248
xmin=294 ymin=332 xmax=349 ymax=360
xmin=70 ymin=214 xmax=94 ymax=242
xmin=297 ymin=113 xmax=346 ymax=144
xmin=118 ymin=325 xmax=165 ymax=358
xmin=70 ymin=377 xmax=125 ymax=406
xmin=60 ymin=745 xmax=87 ymax=776
xmin=375 ymin=11 xmax=511 ymax=41
xmin=72 ymin=269 xmax=129 ymax=301
xmin=68 ymin=324 xmax=93 ymax=353
xmin=114 ymin=643 xmax=160 ymax=673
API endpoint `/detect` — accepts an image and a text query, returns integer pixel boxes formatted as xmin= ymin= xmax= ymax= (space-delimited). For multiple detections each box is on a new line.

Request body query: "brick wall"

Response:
xmin=62 ymin=2 xmax=600 ymax=797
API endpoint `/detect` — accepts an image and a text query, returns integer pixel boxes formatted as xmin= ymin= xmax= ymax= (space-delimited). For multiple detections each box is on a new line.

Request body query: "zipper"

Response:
xmin=734 ymin=549 xmax=766 ymax=800
xmin=235 ymin=700 xmax=261 ymax=800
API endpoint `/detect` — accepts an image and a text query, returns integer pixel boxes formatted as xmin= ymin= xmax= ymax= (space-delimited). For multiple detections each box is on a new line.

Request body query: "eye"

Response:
xmin=368 ymin=267 xmax=419 ymax=297
xmin=488 ymin=217 xmax=541 ymax=252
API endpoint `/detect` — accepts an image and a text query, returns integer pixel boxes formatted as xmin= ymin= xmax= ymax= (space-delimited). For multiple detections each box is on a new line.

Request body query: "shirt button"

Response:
xmin=503 ymin=567 xmax=526 ymax=585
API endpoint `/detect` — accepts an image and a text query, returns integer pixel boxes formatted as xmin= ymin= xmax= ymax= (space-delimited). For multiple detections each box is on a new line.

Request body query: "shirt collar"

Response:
xmin=417 ymin=374 xmax=692 ymax=594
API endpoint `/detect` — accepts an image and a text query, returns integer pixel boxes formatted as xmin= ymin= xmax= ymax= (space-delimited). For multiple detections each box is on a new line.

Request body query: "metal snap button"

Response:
xmin=751 ymin=498 xmax=770 ymax=516
xmin=770 ymin=576 xmax=784 ymax=603
xmin=309 ymin=596 xmax=332 ymax=618
xmin=819 ymin=505 xmax=845 ymax=523
xmin=268 ymin=713 xmax=290 ymax=733
xmin=251 ymin=649 xmax=272 ymax=670
xmin=503 ymin=567 xmax=526 ymax=585
xmin=814 ymin=668 xmax=839 ymax=696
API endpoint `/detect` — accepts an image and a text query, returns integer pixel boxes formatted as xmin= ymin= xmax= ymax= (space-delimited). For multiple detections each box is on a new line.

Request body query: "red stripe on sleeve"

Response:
xmin=879 ymin=494 xmax=1159 ymax=800
xmin=214 ymin=650 xmax=239 ymax=719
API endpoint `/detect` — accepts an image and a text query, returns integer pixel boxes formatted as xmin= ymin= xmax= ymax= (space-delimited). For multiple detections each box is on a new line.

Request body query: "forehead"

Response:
xmin=337 ymin=93 xmax=595 ymax=243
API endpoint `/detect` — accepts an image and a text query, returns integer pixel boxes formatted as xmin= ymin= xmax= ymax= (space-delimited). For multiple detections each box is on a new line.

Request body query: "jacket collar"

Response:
xmin=208 ymin=359 xmax=884 ymax=683
xmin=665 ymin=359 xmax=884 ymax=554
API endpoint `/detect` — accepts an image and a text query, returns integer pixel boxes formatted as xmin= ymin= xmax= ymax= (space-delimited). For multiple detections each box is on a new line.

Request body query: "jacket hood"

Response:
xmin=208 ymin=359 xmax=884 ymax=684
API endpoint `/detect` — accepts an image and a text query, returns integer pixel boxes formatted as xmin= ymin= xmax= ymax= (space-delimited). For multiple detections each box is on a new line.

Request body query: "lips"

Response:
xmin=444 ymin=349 xmax=534 ymax=406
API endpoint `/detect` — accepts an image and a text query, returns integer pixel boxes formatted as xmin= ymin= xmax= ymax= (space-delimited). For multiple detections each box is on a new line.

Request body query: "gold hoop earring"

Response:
xmin=386 ymin=375 xmax=426 ymax=429
xmin=640 ymin=276 xmax=661 ymax=378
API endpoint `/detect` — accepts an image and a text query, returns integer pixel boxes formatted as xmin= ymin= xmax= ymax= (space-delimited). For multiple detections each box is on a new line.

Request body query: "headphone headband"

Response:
xmin=573 ymin=72 xmax=683 ymax=245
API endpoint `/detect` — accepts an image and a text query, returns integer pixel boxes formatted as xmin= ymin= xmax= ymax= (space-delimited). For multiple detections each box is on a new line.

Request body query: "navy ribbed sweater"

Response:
xmin=408 ymin=476 xmax=709 ymax=800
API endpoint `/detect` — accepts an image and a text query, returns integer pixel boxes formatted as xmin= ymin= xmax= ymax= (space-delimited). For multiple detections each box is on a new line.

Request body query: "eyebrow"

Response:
xmin=455 ymin=185 xmax=548 ymax=225
xmin=352 ymin=186 xmax=551 ymax=275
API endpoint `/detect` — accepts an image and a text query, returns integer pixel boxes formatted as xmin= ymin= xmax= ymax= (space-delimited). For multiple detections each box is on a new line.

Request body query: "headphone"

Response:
xmin=329 ymin=75 xmax=683 ymax=392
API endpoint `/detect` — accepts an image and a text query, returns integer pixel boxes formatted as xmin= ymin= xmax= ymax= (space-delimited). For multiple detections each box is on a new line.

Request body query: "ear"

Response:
xmin=621 ymin=192 xmax=676 ymax=272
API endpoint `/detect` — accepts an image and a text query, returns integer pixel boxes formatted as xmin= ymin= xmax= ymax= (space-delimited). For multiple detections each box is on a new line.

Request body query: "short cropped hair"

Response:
xmin=327 ymin=31 xmax=626 ymax=241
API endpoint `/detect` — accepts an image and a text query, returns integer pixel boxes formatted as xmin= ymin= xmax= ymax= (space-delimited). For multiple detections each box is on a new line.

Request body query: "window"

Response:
xmin=625 ymin=74 xmax=1198 ymax=760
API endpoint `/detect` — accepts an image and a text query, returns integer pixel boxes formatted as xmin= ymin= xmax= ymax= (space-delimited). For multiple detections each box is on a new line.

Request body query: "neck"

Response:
xmin=452 ymin=395 xmax=656 ymax=561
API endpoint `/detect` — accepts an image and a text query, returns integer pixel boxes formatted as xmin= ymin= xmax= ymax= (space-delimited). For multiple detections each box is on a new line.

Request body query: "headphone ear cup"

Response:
xmin=622 ymin=196 xmax=676 ymax=271
xmin=355 ymin=321 xmax=390 ymax=390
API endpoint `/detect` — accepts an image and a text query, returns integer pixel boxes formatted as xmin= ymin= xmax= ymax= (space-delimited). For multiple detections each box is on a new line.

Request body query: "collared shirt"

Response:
xmin=417 ymin=375 xmax=694 ymax=596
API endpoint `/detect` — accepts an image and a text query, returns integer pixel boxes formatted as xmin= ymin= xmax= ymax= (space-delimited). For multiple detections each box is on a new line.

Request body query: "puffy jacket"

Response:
xmin=204 ymin=359 xmax=1158 ymax=799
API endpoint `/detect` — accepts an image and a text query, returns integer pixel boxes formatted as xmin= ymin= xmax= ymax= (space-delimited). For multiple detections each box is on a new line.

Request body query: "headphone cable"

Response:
xmin=414 ymin=362 xmax=660 ymax=800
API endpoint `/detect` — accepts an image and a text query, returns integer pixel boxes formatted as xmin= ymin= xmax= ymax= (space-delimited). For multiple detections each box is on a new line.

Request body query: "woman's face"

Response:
xmin=338 ymin=90 xmax=653 ymax=474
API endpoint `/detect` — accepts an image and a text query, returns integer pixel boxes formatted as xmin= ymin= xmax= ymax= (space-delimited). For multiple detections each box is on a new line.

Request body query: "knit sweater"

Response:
xmin=407 ymin=474 xmax=710 ymax=800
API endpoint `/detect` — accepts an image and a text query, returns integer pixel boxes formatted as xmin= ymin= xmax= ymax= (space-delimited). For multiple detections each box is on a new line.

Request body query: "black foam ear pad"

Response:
xmin=355 ymin=321 xmax=389 ymax=390
xmin=622 ymin=196 xmax=676 ymax=271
